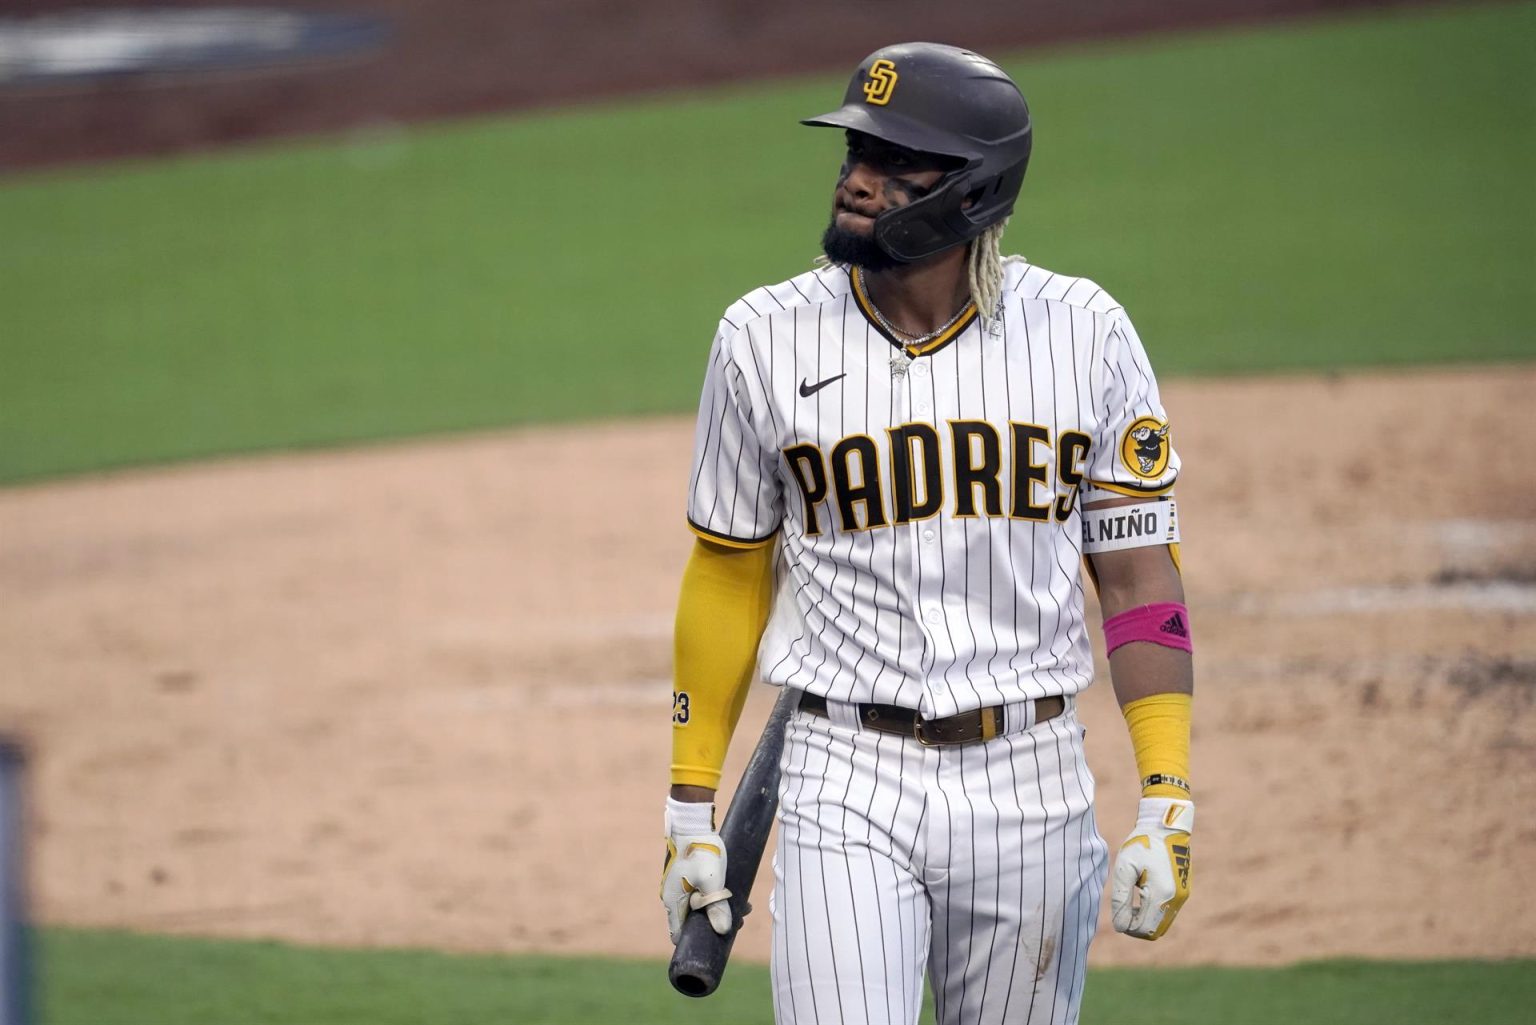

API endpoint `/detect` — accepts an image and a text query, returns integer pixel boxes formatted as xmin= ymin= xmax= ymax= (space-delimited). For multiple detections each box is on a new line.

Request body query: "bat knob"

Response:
xmin=669 ymin=963 xmax=715 ymax=998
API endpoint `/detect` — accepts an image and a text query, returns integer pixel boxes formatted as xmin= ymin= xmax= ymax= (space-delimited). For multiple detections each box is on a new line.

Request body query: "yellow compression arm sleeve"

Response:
xmin=1122 ymin=692 xmax=1192 ymax=799
xmin=671 ymin=538 xmax=776 ymax=789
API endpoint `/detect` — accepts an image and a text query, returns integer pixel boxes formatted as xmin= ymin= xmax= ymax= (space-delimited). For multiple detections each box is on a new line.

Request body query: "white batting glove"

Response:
xmin=1110 ymin=797 xmax=1193 ymax=940
xmin=660 ymin=797 xmax=733 ymax=945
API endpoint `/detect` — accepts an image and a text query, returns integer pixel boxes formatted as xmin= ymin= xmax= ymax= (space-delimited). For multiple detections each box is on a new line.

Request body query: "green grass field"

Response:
xmin=5 ymin=8 xmax=1535 ymax=1021
xmin=34 ymin=928 xmax=1536 ymax=1025
xmin=1 ymin=2 xmax=1532 ymax=483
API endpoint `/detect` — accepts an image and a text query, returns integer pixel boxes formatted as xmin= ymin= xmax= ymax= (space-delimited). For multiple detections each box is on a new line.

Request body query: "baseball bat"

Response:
xmin=667 ymin=685 xmax=798 ymax=998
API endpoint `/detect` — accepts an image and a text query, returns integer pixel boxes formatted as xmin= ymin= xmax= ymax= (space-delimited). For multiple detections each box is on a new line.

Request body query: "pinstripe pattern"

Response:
xmin=770 ymin=705 xmax=1108 ymax=1024
xmin=687 ymin=259 xmax=1171 ymax=1024
xmin=688 ymin=261 xmax=1178 ymax=715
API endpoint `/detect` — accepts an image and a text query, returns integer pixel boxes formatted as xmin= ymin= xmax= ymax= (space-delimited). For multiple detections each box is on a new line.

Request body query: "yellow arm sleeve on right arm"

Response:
xmin=1122 ymin=692 xmax=1192 ymax=798
xmin=670 ymin=537 xmax=776 ymax=789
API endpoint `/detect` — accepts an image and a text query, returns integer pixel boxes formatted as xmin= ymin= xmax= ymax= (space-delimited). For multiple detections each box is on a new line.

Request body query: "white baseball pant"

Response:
xmin=770 ymin=696 xmax=1109 ymax=1025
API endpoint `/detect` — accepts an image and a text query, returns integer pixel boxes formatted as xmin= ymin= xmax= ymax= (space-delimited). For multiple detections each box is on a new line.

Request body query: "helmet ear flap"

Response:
xmin=872 ymin=170 xmax=972 ymax=262
xmin=872 ymin=157 xmax=1025 ymax=263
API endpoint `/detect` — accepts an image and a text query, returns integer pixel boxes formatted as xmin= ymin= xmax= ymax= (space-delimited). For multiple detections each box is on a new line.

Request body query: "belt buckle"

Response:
xmin=913 ymin=715 xmax=938 ymax=747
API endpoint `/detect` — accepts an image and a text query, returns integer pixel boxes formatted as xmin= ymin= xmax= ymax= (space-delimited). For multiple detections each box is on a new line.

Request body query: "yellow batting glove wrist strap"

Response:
xmin=1122 ymin=692 xmax=1192 ymax=796
xmin=670 ymin=539 xmax=775 ymax=787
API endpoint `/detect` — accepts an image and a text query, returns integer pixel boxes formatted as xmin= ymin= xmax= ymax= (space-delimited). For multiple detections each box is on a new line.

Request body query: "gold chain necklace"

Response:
xmin=857 ymin=269 xmax=974 ymax=346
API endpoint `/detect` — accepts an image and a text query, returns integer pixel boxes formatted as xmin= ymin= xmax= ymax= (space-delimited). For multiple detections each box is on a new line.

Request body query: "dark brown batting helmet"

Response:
xmin=803 ymin=42 xmax=1033 ymax=261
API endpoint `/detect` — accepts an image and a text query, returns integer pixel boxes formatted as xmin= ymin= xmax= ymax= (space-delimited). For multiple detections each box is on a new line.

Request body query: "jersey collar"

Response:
xmin=850 ymin=267 xmax=978 ymax=359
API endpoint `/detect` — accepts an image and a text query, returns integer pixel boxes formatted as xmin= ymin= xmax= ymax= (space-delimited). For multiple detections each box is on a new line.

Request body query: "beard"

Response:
xmin=820 ymin=216 xmax=904 ymax=272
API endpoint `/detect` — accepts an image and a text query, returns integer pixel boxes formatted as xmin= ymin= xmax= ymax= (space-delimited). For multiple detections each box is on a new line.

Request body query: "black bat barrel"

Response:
xmin=668 ymin=686 xmax=798 ymax=998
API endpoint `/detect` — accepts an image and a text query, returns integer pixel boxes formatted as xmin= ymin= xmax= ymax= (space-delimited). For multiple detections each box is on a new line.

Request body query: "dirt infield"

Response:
xmin=1 ymin=0 xmax=1439 ymax=171
xmin=2 ymin=365 xmax=1533 ymax=966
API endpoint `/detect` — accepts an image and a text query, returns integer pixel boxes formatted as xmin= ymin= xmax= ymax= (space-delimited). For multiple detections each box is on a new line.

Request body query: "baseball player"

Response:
xmin=661 ymin=43 xmax=1194 ymax=1025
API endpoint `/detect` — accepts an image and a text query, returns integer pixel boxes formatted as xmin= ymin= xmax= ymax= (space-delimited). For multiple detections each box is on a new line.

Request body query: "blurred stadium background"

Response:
xmin=0 ymin=0 xmax=1452 ymax=170
xmin=1 ymin=1 xmax=1533 ymax=1022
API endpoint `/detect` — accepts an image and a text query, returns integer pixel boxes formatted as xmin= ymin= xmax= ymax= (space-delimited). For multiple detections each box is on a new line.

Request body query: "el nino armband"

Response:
xmin=1082 ymin=498 xmax=1178 ymax=554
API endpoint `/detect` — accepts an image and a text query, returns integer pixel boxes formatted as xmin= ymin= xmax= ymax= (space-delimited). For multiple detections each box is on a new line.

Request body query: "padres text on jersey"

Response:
xmin=687 ymin=260 xmax=1180 ymax=719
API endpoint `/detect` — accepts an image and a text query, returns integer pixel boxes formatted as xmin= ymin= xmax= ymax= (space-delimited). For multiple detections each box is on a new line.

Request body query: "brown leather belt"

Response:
xmin=798 ymin=691 xmax=1065 ymax=746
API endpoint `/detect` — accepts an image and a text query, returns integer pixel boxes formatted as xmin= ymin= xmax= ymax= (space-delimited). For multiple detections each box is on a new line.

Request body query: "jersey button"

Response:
xmin=912 ymin=363 xmax=929 ymax=377
xmin=922 ymin=529 xmax=936 ymax=543
xmin=925 ymin=606 xmax=941 ymax=624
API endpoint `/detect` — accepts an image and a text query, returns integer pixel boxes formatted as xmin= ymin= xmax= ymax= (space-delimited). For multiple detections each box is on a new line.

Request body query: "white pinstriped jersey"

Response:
xmin=686 ymin=259 xmax=1179 ymax=719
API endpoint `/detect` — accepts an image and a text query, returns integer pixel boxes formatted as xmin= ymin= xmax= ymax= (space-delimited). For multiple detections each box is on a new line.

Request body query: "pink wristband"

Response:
xmin=1104 ymin=602 xmax=1192 ymax=656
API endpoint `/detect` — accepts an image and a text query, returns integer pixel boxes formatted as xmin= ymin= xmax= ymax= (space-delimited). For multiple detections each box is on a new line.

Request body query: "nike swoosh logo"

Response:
xmin=799 ymin=373 xmax=846 ymax=398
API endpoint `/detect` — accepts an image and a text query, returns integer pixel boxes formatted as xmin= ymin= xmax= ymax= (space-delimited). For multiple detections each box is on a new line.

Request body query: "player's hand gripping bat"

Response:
xmin=667 ymin=685 xmax=797 ymax=997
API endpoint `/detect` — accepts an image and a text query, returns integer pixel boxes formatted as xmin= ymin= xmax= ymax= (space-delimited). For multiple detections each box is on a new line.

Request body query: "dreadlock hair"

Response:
xmin=967 ymin=218 xmax=1009 ymax=324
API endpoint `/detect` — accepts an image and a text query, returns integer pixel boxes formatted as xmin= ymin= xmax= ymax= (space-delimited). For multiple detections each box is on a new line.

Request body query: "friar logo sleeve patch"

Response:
xmin=1120 ymin=416 xmax=1172 ymax=480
